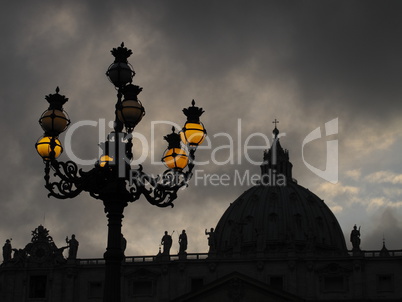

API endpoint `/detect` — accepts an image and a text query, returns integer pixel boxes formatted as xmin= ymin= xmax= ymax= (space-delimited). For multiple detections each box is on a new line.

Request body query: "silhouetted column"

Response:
xmin=103 ymin=199 xmax=126 ymax=302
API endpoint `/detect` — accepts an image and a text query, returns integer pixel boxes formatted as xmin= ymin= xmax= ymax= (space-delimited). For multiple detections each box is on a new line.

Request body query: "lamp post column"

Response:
xmin=103 ymin=197 xmax=127 ymax=302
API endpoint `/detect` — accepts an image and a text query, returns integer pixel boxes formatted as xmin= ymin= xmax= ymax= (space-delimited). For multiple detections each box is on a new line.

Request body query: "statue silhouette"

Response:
xmin=179 ymin=230 xmax=188 ymax=254
xmin=161 ymin=231 xmax=172 ymax=255
xmin=66 ymin=234 xmax=79 ymax=259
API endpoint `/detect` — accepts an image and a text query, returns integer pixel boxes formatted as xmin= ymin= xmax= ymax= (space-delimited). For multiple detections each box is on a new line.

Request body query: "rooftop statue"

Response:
xmin=161 ymin=231 xmax=172 ymax=255
xmin=2 ymin=239 xmax=12 ymax=262
xmin=205 ymin=228 xmax=217 ymax=252
xmin=350 ymin=225 xmax=361 ymax=250
xmin=66 ymin=234 xmax=79 ymax=260
xmin=179 ymin=230 xmax=188 ymax=254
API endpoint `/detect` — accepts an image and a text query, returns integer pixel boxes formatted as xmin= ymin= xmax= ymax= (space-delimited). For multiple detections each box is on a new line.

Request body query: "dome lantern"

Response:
xmin=260 ymin=119 xmax=293 ymax=182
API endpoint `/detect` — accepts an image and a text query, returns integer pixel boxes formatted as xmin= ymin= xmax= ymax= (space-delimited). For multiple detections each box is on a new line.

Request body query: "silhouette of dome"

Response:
xmin=213 ymin=124 xmax=347 ymax=257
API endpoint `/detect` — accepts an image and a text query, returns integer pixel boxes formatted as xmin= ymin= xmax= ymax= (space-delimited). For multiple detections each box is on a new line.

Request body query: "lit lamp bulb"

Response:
xmin=180 ymin=122 xmax=206 ymax=147
xmin=98 ymin=138 xmax=116 ymax=168
xmin=35 ymin=136 xmax=63 ymax=160
xmin=162 ymin=128 xmax=188 ymax=170
xmin=99 ymin=155 xmax=114 ymax=168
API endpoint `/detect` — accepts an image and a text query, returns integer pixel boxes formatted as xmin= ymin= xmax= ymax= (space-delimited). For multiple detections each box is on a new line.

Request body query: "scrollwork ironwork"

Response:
xmin=44 ymin=160 xmax=84 ymax=199
xmin=43 ymin=154 xmax=195 ymax=208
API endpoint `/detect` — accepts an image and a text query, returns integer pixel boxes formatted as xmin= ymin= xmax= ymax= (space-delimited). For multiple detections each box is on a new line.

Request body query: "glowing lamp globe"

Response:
xmin=99 ymin=155 xmax=114 ymax=168
xmin=162 ymin=128 xmax=189 ymax=170
xmin=39 ymin=109 xmax=70 ymax=136
xmin=162 ymin=148 xmax=188 ymax=170
xmin=35 ymin=136 xmax=63 ymax=160
xmin=180 ymin=122 xmax=206 ymax=146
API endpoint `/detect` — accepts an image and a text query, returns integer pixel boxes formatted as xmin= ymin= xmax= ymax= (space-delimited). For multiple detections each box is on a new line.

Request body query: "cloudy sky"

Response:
xmin=1 ymin=0 xmax=402 ymax=259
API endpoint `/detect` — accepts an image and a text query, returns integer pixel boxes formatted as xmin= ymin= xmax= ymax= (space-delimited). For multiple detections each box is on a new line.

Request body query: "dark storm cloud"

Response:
xmin=289 ymin=2 xmax=402 ymax=119
xmin=147 ymin=1 xmax=402 ymax=121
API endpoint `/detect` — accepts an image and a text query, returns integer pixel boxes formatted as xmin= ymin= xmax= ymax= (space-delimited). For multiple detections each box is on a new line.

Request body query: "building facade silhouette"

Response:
xmin=1 ymin=127 xmax=401 ymax=301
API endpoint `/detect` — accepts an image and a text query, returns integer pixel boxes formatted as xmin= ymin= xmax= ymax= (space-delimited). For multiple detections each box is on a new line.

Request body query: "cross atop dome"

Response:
xmin=272 ymin=119 xmax=279 ymax=137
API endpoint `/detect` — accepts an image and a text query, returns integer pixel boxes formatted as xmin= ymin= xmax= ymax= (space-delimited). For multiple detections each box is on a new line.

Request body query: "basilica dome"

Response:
xmin=212 ymin=126 xmax=347 ymax=257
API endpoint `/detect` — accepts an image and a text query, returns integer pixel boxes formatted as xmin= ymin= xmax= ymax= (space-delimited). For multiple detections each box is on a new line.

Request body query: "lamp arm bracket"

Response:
xmin=45 ymin=160 xmax=105 ymax=200
xmin=44 ymin=160 xmax=85 ymax=199
xmin=126 ymin=167 xmax=194 ymax=208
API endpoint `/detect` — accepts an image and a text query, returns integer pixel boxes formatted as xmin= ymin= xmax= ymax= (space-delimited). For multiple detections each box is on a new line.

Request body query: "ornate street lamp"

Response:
xmin=35 ymin=43 xmax=206 ymax=302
